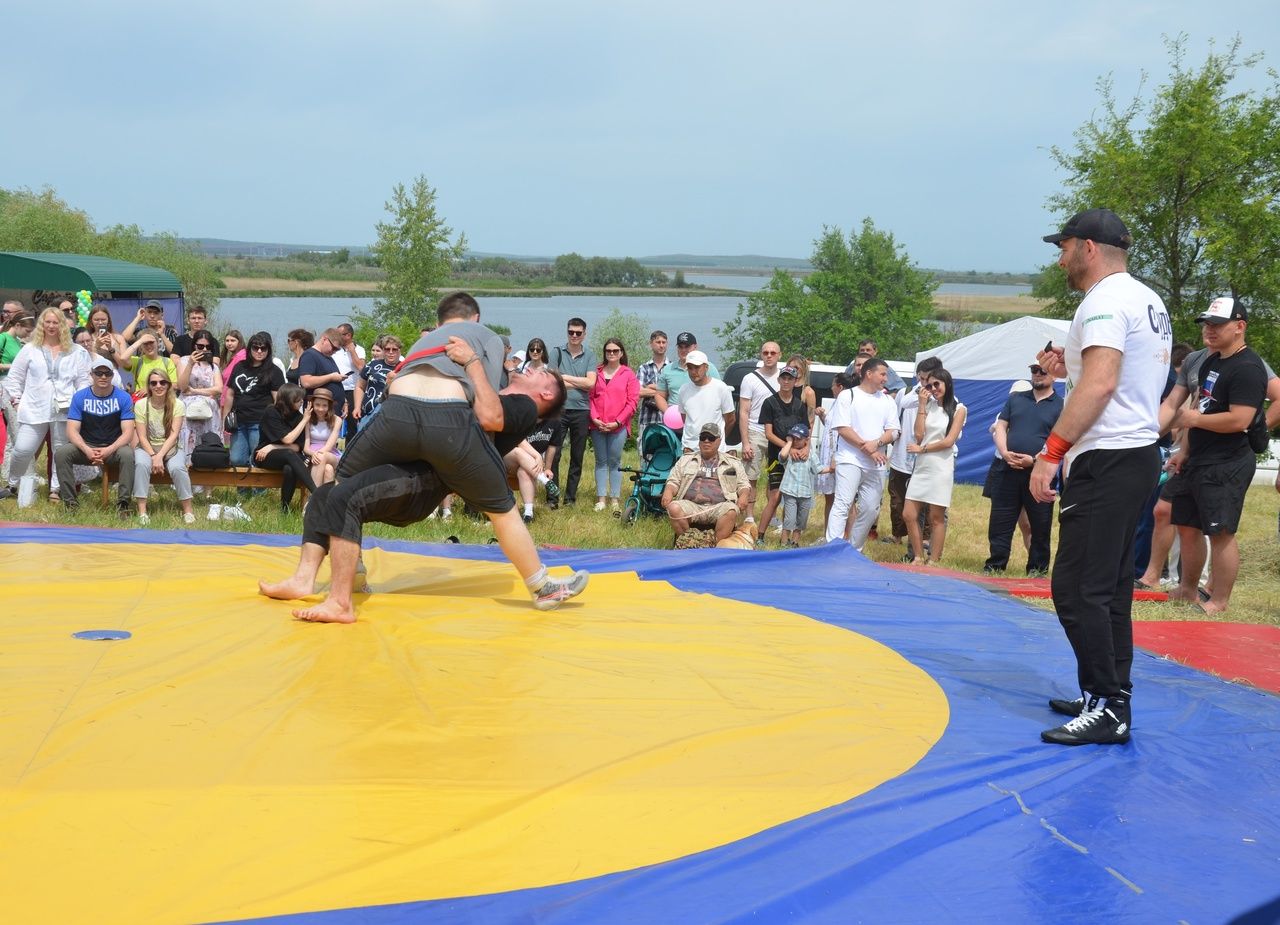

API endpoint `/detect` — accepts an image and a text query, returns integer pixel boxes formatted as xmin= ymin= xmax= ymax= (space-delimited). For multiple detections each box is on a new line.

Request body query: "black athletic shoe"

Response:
xmin=523 ymin=512 xmax=534 ymax=524
xmin=1041 ymin=698 xmax=1130 ymax=746
xmin=544 ymin=479 xmax=561 ymax=506
xmin=0 ymin=486 xmax=13 ymax=501
xmin=1048 ymin=696 xmax=1086 ymax=717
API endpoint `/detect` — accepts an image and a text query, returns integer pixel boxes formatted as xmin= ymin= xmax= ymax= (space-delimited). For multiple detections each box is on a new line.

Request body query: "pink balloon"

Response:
xmin=663 ymin=404 xmax=684 ymax=430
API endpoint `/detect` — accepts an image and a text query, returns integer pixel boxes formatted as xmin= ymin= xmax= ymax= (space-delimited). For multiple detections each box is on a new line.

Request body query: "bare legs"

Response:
xmin=259 ymin=542 xmax=327 ymax=601
xmin=292 ymin=538 xmax=361 ymax=623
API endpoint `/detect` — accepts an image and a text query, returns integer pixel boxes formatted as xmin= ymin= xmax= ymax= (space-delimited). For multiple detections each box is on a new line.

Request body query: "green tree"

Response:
xmin=367 ymin=175 xmax=466 ymax=331
xmin=716 ymin=219 xmax=936 ymax=363
xmin=0 ymin=187 xmax=222 ymax=313
xmin=589 ymin=308 xmax=652 ymax=368
xmin=1037 ymin=35 xmax=1280 ymax=365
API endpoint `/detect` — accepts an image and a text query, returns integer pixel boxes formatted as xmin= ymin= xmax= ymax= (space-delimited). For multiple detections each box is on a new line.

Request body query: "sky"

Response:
xmin=7 ymin=1 xmax=1278 ymax=272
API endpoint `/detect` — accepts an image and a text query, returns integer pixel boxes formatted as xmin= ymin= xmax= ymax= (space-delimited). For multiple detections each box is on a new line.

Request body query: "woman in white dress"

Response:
xmin=904 ymin=369 xmax=967 ymax=566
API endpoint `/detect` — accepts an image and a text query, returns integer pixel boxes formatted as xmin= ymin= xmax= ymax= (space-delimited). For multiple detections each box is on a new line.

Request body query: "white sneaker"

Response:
xmin=594 ymin=501 xmax=606 ymax=512
xmin=221 ymin=505 xmax=252 ymax=523
xmin=137 ymin=513 xmax=150 ymax=526
xmin=441 ymin=509 xmax=453 ymax=521
xmin=208 ymin=504 xmax=223 ymax=521
xmin=183 ymin=512 xmax=196 ymax=525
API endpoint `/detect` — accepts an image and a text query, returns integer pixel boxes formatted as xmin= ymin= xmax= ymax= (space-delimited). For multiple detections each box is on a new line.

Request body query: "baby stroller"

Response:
xmin=618 ymin=424 xmax=682 ymax=526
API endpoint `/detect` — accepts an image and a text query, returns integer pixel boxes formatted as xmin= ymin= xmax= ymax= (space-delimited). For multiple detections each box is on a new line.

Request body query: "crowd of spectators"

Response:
xmin=0 ymin=295 xmax=1274 ymax=605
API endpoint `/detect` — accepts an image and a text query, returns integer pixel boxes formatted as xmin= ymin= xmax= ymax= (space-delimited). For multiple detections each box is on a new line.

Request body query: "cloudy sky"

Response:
xmin=7 ymin=1 xmax=1277 ymax=271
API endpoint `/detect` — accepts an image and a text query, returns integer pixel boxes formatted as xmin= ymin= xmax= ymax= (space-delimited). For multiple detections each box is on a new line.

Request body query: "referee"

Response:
xmin=1030 ymin=209 xmax=1172 ymax=746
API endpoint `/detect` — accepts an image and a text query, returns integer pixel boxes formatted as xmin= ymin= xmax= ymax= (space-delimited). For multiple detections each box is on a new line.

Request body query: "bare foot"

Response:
xmin=1166 ymin=588 xmax=1199 ymax=604
xmin=258 ymin=575 xmax=316 ymax=600
xmin=1198 ymin=599 xmax=1229 ymax=616
xmin=925 ymin=560 xmax=940 ymax=567
xmin=911 ymin=557 xmax=927 ymax=566
xmin=293 ymin=599 xmax=357 ymax=624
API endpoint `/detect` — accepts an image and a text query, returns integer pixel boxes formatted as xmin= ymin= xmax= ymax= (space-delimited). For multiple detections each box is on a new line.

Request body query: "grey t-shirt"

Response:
xmin=1178 ymin=347 xmax=1276 ymax=397
xmin=552 ymin=343 xmax=596 ymax=411
xmin=401 ymin=321 xmax=504 ymax=403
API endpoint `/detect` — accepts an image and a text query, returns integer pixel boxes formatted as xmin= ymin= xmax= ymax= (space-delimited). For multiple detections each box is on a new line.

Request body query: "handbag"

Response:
xmin=185 ymin=398 xmax=214 ymax=421
xmin=224 ymin=409 xmax=238 ymax=431
xmin=1247 ymin=406 xmax=1271 ymax=454
xmin=190 ymin=432 xmax=231 ymax=470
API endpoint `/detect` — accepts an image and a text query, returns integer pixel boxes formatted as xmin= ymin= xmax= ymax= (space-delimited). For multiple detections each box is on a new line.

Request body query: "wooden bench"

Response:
xmin=100 ymin=462 xmax=306 ymax=506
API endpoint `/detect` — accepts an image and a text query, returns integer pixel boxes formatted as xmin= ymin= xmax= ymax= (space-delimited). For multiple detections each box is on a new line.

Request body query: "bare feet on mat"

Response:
xmin=293 ymin=600 xmax=357 ymax=624
xmin=258 ymin=576 xmax=316 ymax=600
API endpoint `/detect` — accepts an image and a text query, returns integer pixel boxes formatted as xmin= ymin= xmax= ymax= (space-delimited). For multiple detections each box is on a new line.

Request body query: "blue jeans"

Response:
xmin=228 ymin=423 xmax=260 ymax=468
xmin=591 ymin=429 xmax=626 ymax=498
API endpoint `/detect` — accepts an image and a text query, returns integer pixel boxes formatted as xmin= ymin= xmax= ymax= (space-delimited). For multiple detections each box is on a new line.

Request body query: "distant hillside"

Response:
xmin=639 ymin=253 xmax=811 ymax=270
xmin=179 ymin=238 xmax=1033 ymax=281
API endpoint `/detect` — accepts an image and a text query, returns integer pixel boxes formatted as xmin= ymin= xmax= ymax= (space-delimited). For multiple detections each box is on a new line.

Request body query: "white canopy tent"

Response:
xmin=916 ymin=316 xmax=1071 ymax=483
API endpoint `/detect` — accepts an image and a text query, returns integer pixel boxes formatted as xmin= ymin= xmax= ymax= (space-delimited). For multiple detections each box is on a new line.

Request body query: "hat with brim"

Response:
xmin=699 ymin=421 xmax=721 ymax=439
xmin=1043 ymin=209 xmax=1133 ymax=250
xmin=685 ymin=350 xmax=709 ymax=367
xmin=1196 ymin=296 xmax=1247 ymax=324
xmin=90 ymin=356 xmax=114 ymax=371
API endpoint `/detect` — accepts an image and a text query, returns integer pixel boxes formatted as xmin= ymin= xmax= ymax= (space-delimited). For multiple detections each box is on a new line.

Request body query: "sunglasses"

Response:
xmin=698 ymin=434 xmax=718 ymax=442
xmin=567 ymin=329 xmax=585 ymax=337
xmin=529 ymin=347 xmax=543 ymax=354
xmin=927 ymin=381 xmax=945 ymax=390
xmin=250 ymin=344 xmax=268 ymax=352
xmin=91 ymin=369 xmax=114 ymax=377
xmin=604 ymin=348 xmax=622 ymax=354
xmin=1029 ymin=366 xmax=1045 ymax=375
xmin=149 ymin=380 xmax=170 ymax=388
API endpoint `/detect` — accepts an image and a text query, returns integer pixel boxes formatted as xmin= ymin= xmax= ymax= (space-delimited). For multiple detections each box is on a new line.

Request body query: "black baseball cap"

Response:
xmin=1042 ymin=209 xmax=1133 ymax=250
xmin=676 ymin=332 xmax=697 ymax=347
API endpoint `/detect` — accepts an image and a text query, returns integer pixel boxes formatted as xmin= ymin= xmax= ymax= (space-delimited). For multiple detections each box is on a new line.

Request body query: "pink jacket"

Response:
xmin=588 ymin=363 xmax=639 ymax=434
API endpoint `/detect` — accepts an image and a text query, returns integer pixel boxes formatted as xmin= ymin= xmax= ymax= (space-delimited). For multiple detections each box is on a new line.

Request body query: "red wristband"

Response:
xmin=1038 ymin=432 xmax=1073 ymax=465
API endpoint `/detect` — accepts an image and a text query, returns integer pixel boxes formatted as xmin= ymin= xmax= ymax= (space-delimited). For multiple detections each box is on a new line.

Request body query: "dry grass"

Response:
xmin=220 ymin=276 xmax=381 ymax=292
xmin=5 ymin=445 xmax=1276 ymax=625
xmin=931 ymin=293 xmax=1050 ymax=315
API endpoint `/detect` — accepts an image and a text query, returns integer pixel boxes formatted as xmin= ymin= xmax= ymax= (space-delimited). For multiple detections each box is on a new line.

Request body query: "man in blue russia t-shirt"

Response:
xmin=55 ymin=357 xmax=137 ymax=512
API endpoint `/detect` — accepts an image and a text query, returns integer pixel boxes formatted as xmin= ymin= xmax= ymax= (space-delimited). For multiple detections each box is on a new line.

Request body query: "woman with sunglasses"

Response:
xmin=520 ymin=338 xmax=548 ymax=373
xmin=133 ymin=371 xmax=196 ymax=524
xmin=223 ymin=332 xmax=285 ymax=470
xmin=785 ymin=354 xmax=818 ymax=425
xmin=254 ymin=383 xmax=318 ymax=511
xmin=2 ymin=306 xmax=94 ymax=502
xmin=588 ymin=337 xmax=639 ymax=512
xmin=904 ymin=369 xmax=967 ymax=566
xmin=176 ymin=331 xmax=224 ymax=458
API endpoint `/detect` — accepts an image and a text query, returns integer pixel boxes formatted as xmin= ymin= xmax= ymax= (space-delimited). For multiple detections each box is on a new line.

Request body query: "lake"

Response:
xmin=211 ymin=278 xmax=1031 ymax=367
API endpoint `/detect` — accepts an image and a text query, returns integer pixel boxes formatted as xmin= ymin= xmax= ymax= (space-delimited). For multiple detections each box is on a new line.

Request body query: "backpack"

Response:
xmin=1247 ymin=406 xmax=1271 ymax=455
xmin=190 ymin=431 xmax=231 ymax=470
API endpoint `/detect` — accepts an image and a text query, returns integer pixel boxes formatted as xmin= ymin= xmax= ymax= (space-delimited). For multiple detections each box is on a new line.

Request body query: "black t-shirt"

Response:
xmin=759 ymin=393 xmax=808 ymax=461
xmin=1188 ymin=347 xmax=1267 ymax=462
xmin=525 ymin=415 xmax=564 ymax=454
xmin=494 ymin=394 xmax=540 ymax=456
xmin=257 ymin=406 xmax=305 ymax=451
xmin=297 ymin=348 xmax=345 ymax=412
xmin=229 ymin=362 xmax=285 ymax=426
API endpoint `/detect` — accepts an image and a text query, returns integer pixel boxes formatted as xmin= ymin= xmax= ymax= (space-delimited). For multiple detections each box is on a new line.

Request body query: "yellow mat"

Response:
xmin=0 ymin=541 xmax=948 ymax=924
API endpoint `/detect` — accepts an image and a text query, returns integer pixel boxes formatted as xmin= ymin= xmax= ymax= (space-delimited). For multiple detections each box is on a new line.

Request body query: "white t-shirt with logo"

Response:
xmin=1064 ymin=272 xmax=1172 ymax=465
xmin=677 ymin=378 xmax=736 ymax=452
xmin=829 ymin=386 xmax=901 ymax=470
xmin=738 ymin=367 xmax=780 ymax=436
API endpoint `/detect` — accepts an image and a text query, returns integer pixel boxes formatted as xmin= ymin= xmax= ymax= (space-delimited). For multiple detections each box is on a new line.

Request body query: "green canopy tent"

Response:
xmin=0 ymin=252 xmax=184 ymax=332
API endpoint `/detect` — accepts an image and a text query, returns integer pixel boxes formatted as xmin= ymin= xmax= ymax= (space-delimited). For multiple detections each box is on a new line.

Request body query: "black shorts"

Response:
xmin=338 ymin=395 xmax=513 ymax=514
xmin=302 ymin=462 xmax=446 ymax=550
xmin=766 ymin=451 xmax=785 ymax=491
xmin=1158 ymin=468 xmax=1191 ymax=503
xmin=1170 ymin=453 xmax=1255 ymax=535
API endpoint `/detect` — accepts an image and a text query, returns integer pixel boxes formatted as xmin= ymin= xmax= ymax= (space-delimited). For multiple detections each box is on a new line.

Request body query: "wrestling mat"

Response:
xmin=1 ymin=526 xmax=1277 ymax=924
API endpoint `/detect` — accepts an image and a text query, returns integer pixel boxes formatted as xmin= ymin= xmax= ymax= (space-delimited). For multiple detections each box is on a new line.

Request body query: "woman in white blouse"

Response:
xmin=2 ymin=307 xmax=92 ymax=502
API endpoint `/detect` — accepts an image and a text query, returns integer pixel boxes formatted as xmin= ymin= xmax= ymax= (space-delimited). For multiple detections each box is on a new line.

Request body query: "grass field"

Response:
xmin=931 ymin=293 xmax=1049 ymax=315
xmin=5 ymin=445 xmax=1276 ymax=625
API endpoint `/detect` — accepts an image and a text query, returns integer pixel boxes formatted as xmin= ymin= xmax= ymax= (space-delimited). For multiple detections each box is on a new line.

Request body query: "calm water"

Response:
xmin=212 ymin=280 xmax=1030 ymax=367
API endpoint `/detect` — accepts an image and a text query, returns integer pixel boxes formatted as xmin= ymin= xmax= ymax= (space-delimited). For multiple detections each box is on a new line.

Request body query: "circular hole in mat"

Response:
xmin=72 ymin=630 xmax=132 ymax=641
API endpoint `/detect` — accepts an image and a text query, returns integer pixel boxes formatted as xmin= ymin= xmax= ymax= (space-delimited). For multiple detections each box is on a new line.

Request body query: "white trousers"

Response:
xmin=8 ymin=419 xmax=68 ymax=492
xmin=825 ymin=462 xmax=885 ymax=550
